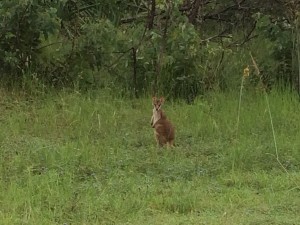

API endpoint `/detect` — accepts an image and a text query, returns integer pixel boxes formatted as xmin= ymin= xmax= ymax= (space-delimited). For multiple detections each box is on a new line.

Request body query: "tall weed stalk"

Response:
xmin=236 ymin=65 xmax=249 ymax=137
xmin=250 ymin=53 xmax=288 ymax=174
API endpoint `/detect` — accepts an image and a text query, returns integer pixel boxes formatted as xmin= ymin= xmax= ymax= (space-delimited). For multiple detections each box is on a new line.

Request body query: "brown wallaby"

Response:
xmin=150 ymin=96 xmax=175 ymax=147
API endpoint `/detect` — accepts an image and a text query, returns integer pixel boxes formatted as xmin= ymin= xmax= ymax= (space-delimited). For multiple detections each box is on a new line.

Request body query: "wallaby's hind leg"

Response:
xmin=168 ymin=139 xmax=174 ymax=148
xmin=155 ymin=133 xmax=167 ymax=147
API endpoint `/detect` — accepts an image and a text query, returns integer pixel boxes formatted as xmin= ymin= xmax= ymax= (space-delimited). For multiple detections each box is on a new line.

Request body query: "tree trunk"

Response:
xmin=132 ymin=47 xmax=138 ymax=98
xmin=147 ymin=0 xmax=156 ymax=30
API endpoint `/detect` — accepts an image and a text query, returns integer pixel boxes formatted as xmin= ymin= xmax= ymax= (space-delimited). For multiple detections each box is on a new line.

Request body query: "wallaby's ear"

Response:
xmin=152 ymin=96 xmax=157 ymax=105
xmin=160 ymin=97 xmax=165 ymax=103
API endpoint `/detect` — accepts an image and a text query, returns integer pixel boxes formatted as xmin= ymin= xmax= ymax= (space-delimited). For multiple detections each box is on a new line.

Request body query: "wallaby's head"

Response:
xmin=152 ymin=96 xmax=165 ymax=111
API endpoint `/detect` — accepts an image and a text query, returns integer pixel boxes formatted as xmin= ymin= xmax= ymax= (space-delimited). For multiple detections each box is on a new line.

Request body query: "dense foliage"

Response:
xmin=0 ymin=0 xmax=299 ymax=99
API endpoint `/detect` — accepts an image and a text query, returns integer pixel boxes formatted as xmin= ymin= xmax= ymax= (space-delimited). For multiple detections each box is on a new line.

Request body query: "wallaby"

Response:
xmin=150 ymin=96 xmax=175 ymax=147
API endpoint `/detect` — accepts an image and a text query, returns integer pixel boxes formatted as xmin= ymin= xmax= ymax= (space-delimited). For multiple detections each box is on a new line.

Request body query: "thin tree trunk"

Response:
xmin=132 ymin=47 xmax=138 ymax=98
xmin=189 ymin=0 xmax=202 ymax=25
xmin=148 ymin=0 xmax=156 ymax=30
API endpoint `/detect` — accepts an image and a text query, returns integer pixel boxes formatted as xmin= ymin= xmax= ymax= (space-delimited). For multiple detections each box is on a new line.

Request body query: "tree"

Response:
xmin=0 ymin=0 xmax=299 ymax=97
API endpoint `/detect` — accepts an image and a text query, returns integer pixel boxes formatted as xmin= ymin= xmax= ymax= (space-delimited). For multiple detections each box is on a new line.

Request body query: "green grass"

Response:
xmin=0 ymin=88 xmax=300 ymax=224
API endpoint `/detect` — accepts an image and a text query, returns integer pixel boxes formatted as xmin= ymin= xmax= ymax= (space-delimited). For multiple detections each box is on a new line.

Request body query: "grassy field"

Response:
xmin=0 ymin=88 xmax=299 ymax=225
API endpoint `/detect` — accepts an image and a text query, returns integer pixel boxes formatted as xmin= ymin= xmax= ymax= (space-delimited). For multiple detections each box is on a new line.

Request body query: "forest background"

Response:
xmin=0 ymin=0 xmax=299 ymax=99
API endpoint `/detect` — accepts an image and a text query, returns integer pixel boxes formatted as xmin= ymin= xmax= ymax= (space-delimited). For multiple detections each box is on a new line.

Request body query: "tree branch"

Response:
xmin=201 ymin=28 xmax=231 ymax=42
xmin=227 ymin=21 xmax=258 ymax=47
